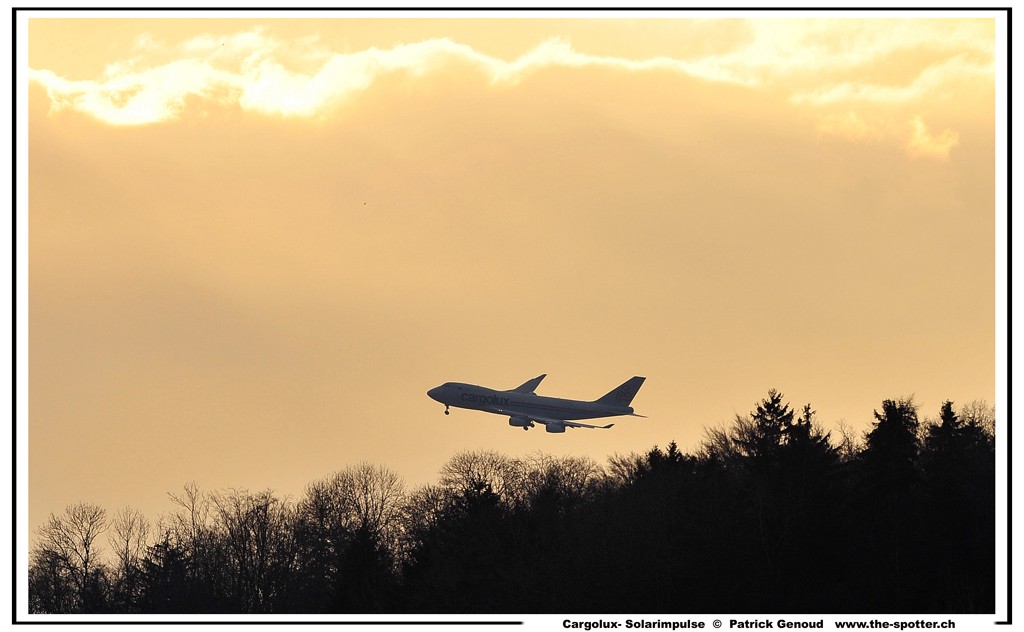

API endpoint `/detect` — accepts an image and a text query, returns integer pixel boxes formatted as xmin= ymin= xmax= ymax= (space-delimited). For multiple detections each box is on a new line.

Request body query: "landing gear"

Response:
xmin=444 ymin=405 xmax=450 ymax=415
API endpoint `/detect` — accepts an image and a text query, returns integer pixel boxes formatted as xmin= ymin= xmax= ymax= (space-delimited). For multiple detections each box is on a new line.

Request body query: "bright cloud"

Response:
xmin=791 ymin=53 xmax=993 ymax=107
xmin=905 ymin=116 xmax=960 ymax=160
xmin=29 ymin=61 xmax=241 ymax=126
xmin=29 ymin=21 xmax=993 ymax=162
xmin=29 ymin=30 xmax=758 ymax=125
xmin=814 ymin=111 xmax=961 ymax=161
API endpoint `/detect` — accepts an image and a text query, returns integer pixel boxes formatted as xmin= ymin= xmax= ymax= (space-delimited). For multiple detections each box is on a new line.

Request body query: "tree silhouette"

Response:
xmin=438 ymin=450 xmax=527 ymax=511
xmin=209 ymin=488 xmax=298 ymax=613
xmin=160 ymin=482 xmax=229 ymax=612
xmin=28 ymin=394 xmax=996 ymax=615
xmin=138 ymin=533 xmax=191 ymax=613
xmin=332 ymin=524 xmax=399 ymax=612
xmin=848 ymin=397 xmax=924 ymax=611
xmin=735 ymin=388 xmax=794 ymax=463
xmin=107 ymin=507 xmax=149 ymax=613
xmin=919 ymin=401 xmax=996 ymax=611
xmin=31 ymin=503 xmax=109 ymax=612
xmin=292 ymin=464 xmax=406 ymax=613
xmin=865 ymin=397 xmax=921 ymax=478
xmin=28 ymin=548 xmax=77 ymax=613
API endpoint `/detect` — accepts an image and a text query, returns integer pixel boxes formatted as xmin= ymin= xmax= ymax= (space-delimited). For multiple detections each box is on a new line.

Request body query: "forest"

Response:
xmin=28 ymin=391 xmax=995 ymax=615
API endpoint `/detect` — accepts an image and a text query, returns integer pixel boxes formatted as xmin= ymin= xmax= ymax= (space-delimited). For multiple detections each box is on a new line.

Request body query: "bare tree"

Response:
xmin=298 ymin=464 xmax=407 ymax=564
xmin=439 ymin=451 xmax=527 ymax=510
xmin=522 ymin=452 xmax=603 ymax=509
xmin=604 ymin=451 xmax=646 ymax=487
xmin=401 ymin=484 xmax=448 ymax=538
xmin=834 ymin=419 xmax=864 ymax=462
xmin=107 ymin=506 xmax=150 ymax=612
xmin=291 ymin=465 xmax=407 ymax=611
xmin=210 ymin=488 xmax=297 ymax=613
xmin=158 ymin=481 xmax=226 ymax=611
xmin=33 ymin=503 xmax=109 ymax=612
xmin=29 ymin=546 xmax=76 ymax=613
xmin=167 ymin=481 xmax=210 ymax=546
xmin=697 ymin=420 xmax=746 ymax=466
xmin=347 ymin=463 xmax=407 ymax=543
xmin=959 ymin=399 xmax=996 ymax=437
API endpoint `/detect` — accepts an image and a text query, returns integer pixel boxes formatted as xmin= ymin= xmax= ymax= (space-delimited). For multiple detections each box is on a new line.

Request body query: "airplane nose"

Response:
xmin=427 ymin=386 xmax=441 ymax=402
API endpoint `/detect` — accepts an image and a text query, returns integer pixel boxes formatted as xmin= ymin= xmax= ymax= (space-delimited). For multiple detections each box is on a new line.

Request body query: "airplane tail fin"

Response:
xmin=595 ymin=376 xmax=646 ymax=407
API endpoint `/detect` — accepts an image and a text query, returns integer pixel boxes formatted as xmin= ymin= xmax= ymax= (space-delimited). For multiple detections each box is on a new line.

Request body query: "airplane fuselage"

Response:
xmin=429 ymin=382 xmax=635 ymax=421
xmin=427 ymin=373 xmax=647 ymax=433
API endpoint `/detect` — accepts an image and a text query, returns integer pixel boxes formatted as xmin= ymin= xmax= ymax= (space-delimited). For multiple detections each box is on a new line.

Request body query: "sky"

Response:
xmin=24 ymin=15 xmax=999 ymax=541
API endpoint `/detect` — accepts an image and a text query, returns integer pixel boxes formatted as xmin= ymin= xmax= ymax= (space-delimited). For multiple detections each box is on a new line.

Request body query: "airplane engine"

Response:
xmin=509 ymin=416 xmax=532 ymax=429
xmin=545 ymin=423 xmax=566 ymax=434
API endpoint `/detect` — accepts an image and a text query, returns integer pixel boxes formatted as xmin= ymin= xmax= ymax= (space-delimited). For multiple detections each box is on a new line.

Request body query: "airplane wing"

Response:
xmin=557 ymin=418 xmax=615 ymax=430
xmin=490 ymin=406 xmax=613 ymax=430
xmin=509 ymin=374 xmax=546 ymax=394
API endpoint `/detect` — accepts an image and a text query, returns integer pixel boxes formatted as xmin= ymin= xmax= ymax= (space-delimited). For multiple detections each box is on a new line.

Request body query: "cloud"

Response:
xmin=28 ymin=20 xmax=993 ymax=146
xmin=905 ymin=116 xmax=960 ymax=160
xmin=815 ymin=111 xmax=886 ymax=143
xmin=814 ymin=111 xmax=961 ymax=161
xmin=791 ymin=53 xmax=993 ymax=107
xmin=29 ymin=30 xmax=755 ymax=125
xmin=30 ymin=61 xmax=240 ymax=126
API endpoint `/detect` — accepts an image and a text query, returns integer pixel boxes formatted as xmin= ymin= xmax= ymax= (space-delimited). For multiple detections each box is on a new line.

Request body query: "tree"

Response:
xmin=864 ymin=397 xmax=921 ymax=482
xmin=209 ymin=488 xmax=298 ymax=613
xmin=32 ymin=503 xmax=109 ymax=612
xmin=735 ymin=389 xmax=794 ymax=462
xmin=403 ymin=454 xmax=518 ymax=613
xmin=162 ymin=482 xmax=225 ymax=611
xmin=438 ymin=450 xmax=527 ymax=511
xmin=138 ymin=533 xmax=191 ymax=613
xmin=923 ymin=401 xmax=961 ymax=455
xmin=522 ymin=452 xmax=602 ymax=513
xmin=834 ymin=419 xmax=863 ymax=463
xmin=854 ymin=397 xmax=923 ymax=611
xmin=292 ymin=464 xmax=406 ymax=612
xmin=959 ymin=399 xmax=996 ymax=438
xmin=332 ymin=523 xmax=399 ymax=612
xmin=693 ymin=392 xmax=843 ymax=611
xmin=107 ymin=506 xmax=150 ymax=613
xmin=777 ymin=404 xmax=838 ymax=480
xmin=27 ymin=394 xmax=996 ymax=615
xmin=919 ymin=400 xmax=996 ymax=612
xmin=29 ymin=548 xmax=76 ymax=613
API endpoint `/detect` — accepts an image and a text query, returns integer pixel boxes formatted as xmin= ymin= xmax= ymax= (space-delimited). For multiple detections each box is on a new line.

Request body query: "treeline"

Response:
xmin=29 ymin=392 xmax=995 ymax=614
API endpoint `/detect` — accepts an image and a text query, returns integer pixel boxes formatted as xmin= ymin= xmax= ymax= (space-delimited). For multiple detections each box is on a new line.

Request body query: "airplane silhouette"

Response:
xmin=427 ymin=374 xmax=646 ymax=433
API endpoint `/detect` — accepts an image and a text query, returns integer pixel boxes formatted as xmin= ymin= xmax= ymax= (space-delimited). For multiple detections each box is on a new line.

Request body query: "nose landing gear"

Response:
xmin=444 ymin=405 xmax=450 ymax=415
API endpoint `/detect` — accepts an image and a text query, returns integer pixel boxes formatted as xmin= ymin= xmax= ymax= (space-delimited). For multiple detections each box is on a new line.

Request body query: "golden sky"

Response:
xmin=26 ymin=15 xmax=998 ymax=537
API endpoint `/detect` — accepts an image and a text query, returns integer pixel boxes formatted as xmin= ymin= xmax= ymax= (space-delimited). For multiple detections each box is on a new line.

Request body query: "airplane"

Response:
xmin=427 ymin=374 xmax=646 ymax=433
